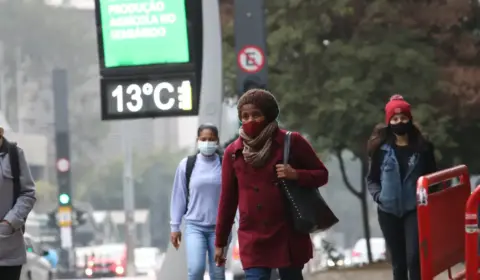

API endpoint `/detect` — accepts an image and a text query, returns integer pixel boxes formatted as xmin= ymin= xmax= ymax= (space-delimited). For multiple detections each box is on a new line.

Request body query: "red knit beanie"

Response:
xmin=385 ymin=94 xmax=412 ymax=124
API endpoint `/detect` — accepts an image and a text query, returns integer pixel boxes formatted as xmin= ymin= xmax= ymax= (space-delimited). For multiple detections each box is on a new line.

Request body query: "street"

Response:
xmin=69 ymin=273 xmax=236 ymax=280
xmin=308 ymin=264 xmax=465 ymax=280
xmin=67 ymin=277 xmax=153 ymax=280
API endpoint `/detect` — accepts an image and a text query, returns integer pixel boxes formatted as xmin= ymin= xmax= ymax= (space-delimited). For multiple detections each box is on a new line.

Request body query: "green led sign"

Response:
xmin=98 ymin=0 xmax=191 ymax=68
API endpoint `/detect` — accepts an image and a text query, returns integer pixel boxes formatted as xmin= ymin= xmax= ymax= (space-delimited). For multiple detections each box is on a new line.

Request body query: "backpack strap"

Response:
xmin=283 ymin=131 xmax=292 ymax=164
xmin=185 ymin=155 xmax=197 ymax=214
xmin=8 ymin=141 xmax=20 ymax=209
xmin=184 ymin=152 xmax=222 ymax=214
xmin=7 ymin=141 xmax=25 ymax=233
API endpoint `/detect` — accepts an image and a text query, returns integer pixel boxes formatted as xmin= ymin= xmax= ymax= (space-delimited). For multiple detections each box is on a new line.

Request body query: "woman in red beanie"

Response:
xmin=214 ymin=89 xmax=329 ymax=280
xmin=366 ymin=95 xmax=437 ymax=280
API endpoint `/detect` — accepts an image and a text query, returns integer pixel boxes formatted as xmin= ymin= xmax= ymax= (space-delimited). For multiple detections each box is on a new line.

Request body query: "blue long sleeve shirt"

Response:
xmin=170 ymin=153 xmax=222 ymax=232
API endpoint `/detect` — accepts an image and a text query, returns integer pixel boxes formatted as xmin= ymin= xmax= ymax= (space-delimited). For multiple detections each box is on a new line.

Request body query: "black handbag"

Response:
xmin=278 ymin=131 xmax=339 ymax=234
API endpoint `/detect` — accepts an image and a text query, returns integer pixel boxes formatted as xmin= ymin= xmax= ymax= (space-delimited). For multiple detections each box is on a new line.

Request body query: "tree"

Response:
xmin=260 ymin=0 xmax=458 ymax=262
xmin=395 ymin=0 xmax=480 ymax=171
xmin=76 ymin=149 xmax=185 ymax=210
xmin=75 ymin=149 xmax=186 ymax=250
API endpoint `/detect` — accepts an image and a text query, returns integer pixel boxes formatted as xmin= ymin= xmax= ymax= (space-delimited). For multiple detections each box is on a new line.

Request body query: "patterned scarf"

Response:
xmin=239 ymin=121 xmax=279 ymax=167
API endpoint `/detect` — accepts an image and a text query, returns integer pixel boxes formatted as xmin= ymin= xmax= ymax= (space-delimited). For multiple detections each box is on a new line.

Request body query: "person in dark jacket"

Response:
xmin=366 ymin=95 xmax=437 ymax=280
xmin=0 ymin=128 xmax=36 ymax=280
xmin=214 ymin=89 xmax=329 ymax=280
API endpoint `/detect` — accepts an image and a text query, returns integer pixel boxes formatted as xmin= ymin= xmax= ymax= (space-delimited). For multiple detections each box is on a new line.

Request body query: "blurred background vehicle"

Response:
xmin=41 ymin=244 xmax=58 ymax=271
xmin=134 ymin=247 xmax=163 ymax=277
xmin=83 ymin=243 xmax=126 ymax=278
xmin=322 ymin=240 xmax=346 ymax=269
xmin=350 ymin=237 xmax=387 ymax=266
xmin=21 ymin=233 xmax=54 ymax=280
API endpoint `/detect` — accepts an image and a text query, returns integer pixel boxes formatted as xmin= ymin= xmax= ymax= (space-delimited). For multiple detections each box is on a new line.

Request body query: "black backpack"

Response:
xmin=184 ymin=153 xmax=222 ymax=213
xmin=6 ymin=141 xmax=25 ymax=233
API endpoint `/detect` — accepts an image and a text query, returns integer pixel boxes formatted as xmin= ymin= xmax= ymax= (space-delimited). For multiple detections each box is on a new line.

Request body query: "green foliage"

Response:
xmin=76 ymin=149 xmax=186 ymax=210
xmin=222 ymin=15 xmax=236 ymax=96
xmin=265 ymin=1 xmax=454 ymax=160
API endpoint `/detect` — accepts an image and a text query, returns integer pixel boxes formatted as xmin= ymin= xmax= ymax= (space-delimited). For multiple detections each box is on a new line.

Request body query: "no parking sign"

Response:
xmin=237 ymin=45 xmax=265 ymax=73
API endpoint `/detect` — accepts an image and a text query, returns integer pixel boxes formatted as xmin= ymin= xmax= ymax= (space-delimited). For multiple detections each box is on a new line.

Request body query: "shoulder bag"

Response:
xmin=278 ymin=131 xmax=339 ymax=234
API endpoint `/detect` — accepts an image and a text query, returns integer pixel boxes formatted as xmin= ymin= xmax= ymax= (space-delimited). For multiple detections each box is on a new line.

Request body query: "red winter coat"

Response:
xmin=215 ymin=129 xmax=329 ymax=269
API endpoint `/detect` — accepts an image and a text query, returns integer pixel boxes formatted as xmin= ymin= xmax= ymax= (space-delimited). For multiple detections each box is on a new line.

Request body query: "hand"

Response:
xmin=0 ymin=220 xmax=12 ymax=227
xmin=214 ymin=247 xmax=226 ymax=267
xmin=170 ymin=232 xmax=182 ymax=250
xmin=275 ymin=164 xmax=298 ymax=179
xmin=0 ymin=220 xmax=13 ymax=235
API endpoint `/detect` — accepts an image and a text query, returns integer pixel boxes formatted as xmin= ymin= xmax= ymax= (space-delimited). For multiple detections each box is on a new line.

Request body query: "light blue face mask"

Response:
xmin=197 ymin=141 xmax=218 ymax=156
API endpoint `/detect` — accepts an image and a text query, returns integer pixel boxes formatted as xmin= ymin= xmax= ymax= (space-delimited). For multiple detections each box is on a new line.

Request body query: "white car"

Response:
xmin=21 ymin=233 xmax=53 ymax=280
xmin=350 ymin=237 xmax=387 ymax=266
xmin=135 ymin=247 xmax=164 ymax=278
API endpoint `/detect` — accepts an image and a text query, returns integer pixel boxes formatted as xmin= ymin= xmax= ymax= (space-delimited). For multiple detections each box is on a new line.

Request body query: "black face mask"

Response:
xmin=390 ymin=121 xmax=413 ymax=136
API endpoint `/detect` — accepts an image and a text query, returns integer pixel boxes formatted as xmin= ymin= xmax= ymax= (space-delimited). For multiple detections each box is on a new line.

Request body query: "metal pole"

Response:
xmin=0 ymin=42 xmax=7 ymax=114
xmin=234 ymin=0 xmax=268 ymax=96
xmin=122 ymin=121 xmax=136 ymax=276
xmin=52 ymin=69 xmax=75 ymax=276
xmin=158 ymin=0 xmax=222 ymax=277
xmin=197 ymin=0 xmax=223 ymax=127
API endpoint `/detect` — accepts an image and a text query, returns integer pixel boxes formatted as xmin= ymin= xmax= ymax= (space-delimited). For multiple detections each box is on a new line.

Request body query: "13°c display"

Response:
xmin=100 ymin=75 xmax=198 ymax=120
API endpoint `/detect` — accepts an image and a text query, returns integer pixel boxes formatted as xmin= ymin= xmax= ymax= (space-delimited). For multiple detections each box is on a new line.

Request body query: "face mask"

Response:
xmin=197 ymin=141 xmax=218 ymax=156
xmin=242 ymin=120 xmax=267 ymax=138
xmin=390 ymin=121 xmax=413 ymax=136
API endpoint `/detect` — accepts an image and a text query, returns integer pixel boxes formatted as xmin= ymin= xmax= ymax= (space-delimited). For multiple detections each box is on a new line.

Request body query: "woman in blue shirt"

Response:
xmin=170 ymin=123 xmax=226 ymax=280
xmin=366 ymin=95 xmax=437 ymax=280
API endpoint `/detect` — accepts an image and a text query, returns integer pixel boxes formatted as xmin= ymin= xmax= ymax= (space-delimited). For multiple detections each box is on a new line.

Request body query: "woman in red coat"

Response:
xmin=214 ymin=89 xmax=329 ymax=280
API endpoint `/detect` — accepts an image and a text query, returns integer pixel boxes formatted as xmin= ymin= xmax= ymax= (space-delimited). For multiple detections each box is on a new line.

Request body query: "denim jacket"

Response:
xmin=376 ymin=144 xmax=422 ymax=217
xmin=367 ymin=140 xmax=437 ymax=217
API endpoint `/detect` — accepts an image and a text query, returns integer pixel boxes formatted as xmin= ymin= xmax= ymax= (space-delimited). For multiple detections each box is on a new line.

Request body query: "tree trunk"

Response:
xmin=336 ymin=149 xmax=373 ymax=263
xmin=360 ymin=159 xmax=373 ymax=263
xmin=360 ymin=191 xmax=373 ymax=263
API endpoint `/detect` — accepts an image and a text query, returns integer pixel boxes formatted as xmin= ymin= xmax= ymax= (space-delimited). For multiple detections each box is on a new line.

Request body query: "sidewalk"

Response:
xmin=308 ymin=263 xmax=465 ymax=280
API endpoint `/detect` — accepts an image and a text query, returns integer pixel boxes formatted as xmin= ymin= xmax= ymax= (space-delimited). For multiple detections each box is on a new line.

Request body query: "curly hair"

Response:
xmin=366 ymin=122 xmax=429 ymax=157
xmin=237 ymin=89 xmax=280 ymax=122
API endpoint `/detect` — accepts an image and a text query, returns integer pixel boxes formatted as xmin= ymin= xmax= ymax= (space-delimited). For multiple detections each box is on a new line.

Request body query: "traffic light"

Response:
xmin=243 ymin=75 xmax=267 ymax=93
xmin=58 ymin=193 xmax=71 ymax=206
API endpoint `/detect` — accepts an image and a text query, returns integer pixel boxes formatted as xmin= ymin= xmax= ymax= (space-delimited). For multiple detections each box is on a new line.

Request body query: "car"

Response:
xmin=134 ymin=247 xmax=163 ymax=277
xmin=350 ymin=237 xmax=387 ymax=266
xmin=21 ymin=233 xmax=54 ymax=280
xmin=84 ymin=244 xmax=127 ymax=278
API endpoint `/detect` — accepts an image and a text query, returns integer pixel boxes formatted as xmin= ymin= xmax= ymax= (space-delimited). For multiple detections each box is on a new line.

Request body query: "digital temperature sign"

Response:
xmin=96 ymin=0 xmax=190 ymax=68
xmin=100 ymin=75 xmax=199 ymax=120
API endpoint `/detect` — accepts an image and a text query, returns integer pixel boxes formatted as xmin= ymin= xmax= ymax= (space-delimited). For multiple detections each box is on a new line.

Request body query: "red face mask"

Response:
xmin=242 ymin=120 xmax=267 ymax=138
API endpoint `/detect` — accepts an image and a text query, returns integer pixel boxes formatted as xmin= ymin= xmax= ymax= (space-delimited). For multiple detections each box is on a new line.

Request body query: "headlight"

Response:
xmin=336 ymin=260 xmax=344 ymax=266
xmin=115 ymin=266 xmax=124 ymax=275
xmin=327 ymin=259 xmax=335 ymax=267
xmin=85 ymin=268 xmax=93 ymax=276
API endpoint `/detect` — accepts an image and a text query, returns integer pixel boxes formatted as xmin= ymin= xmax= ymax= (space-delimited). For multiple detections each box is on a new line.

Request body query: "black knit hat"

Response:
xmin=237 ymin=89 xmax=279 ymax=122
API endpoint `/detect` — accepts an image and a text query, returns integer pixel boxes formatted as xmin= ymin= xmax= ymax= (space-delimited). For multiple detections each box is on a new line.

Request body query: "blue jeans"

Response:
xmin=244 ymin=267 xmax=303 ymax=280
xmin=185 ymin=223 xmax=226 ymax=280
